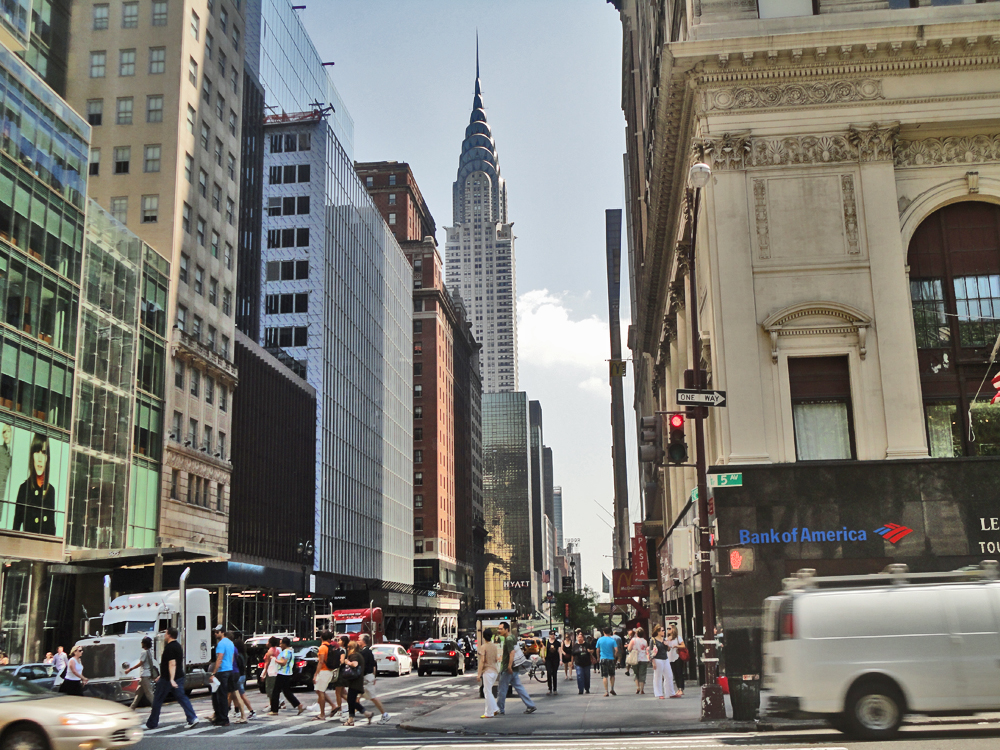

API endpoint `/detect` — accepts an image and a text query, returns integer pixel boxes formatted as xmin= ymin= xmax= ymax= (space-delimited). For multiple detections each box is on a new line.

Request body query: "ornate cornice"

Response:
xmin=895 ymin=134 xmax=1000 ymax=167
xmin=762 ymin=301 xmax=872 ymax=364
xmin=706 ymin=78 xmax=882 ymax=111
xmin=699 ymin=123 xmax=899 ymax=169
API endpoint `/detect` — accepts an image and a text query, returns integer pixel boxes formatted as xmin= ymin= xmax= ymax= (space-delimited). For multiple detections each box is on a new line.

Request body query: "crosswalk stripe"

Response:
xmin=142 ymin=724 xmax=183 ymax=735
xmin=173 ymin=724 xmax=219 ymax=736
xmin=309 ymin=723 xmax=351 ymax=735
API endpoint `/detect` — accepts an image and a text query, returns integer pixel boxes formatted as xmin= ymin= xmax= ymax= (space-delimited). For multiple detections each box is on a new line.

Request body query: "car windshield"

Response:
xmin=371 ymin=645 xmax=395 ymax=652
xmin=104 ymin=621 xmax=155 ymax=635
xmin=422 ymin=642 xmax=453 ymax=651
xmin=0 ymin=671 xmax=53 ymax=702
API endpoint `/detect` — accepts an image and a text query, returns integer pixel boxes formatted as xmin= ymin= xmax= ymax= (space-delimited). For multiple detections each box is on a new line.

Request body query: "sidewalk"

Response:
xmin=400 ymin=677 xmax=1000 ymax=737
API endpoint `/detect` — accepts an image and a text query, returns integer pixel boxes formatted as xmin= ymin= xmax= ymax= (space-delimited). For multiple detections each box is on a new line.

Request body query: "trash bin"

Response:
xmin=728 ymin=676 xmax=760 ymax=721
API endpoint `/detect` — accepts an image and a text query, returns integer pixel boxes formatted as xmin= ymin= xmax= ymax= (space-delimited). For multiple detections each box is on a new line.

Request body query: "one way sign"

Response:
xmin=676 ymin=389 xmax=727 ymax=407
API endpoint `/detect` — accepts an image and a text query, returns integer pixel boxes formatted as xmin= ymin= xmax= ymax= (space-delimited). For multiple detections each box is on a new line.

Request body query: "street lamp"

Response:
xmin=686 ymin=161 xmax=725 ymax=720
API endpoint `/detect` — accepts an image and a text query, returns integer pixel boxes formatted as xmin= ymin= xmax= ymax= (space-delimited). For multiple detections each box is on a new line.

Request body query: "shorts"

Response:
xmin=363 ymin=672 xmax=378 ymax=700
xmin=237 ymin=675 xmax=246 ymax=695
xmin=315 ymin=669 xmax=334 ymax=692
xmin=600 ymin=659 xmax=616 ymax=678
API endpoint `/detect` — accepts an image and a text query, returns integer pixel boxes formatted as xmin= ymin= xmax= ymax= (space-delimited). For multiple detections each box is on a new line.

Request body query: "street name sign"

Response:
xmin=676 ymin=389 xmax=727 ymax=407
xmin=708 ymin=473 xmax=743 ymax=488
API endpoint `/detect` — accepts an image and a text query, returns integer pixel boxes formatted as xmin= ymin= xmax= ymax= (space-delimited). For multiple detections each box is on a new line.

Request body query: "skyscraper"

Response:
xmin=444 ymin=46 xmax=517 ymax=394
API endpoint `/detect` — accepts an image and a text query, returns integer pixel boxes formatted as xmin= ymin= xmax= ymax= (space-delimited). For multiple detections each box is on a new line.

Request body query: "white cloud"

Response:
xmin=517 ymin=289 xmax=608 ymax=377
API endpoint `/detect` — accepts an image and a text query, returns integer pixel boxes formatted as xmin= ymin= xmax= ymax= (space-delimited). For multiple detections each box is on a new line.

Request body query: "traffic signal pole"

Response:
xmin=687 ymin=168 xmax=726 ymax=721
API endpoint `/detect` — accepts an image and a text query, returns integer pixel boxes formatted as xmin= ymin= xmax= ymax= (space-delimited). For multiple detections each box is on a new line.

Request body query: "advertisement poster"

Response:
xmin=0 ymin=420 xmax=69 ymax=538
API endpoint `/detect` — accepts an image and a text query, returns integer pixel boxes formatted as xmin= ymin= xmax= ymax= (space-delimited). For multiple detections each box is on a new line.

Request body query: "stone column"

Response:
xmin=26 ymin=562 xmax=47 ymax=662
xmin=859 ymin=159 xmax=928 ymax=458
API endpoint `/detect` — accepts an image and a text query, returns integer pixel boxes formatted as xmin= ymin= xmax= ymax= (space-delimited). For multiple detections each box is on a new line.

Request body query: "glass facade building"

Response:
xmin=260 ymin=114 xmax=413 ymax=585
xmin=482 ymin=391 xmax=533 ymax=613
xmin=68 ymin=201 xmax=167 ymax=551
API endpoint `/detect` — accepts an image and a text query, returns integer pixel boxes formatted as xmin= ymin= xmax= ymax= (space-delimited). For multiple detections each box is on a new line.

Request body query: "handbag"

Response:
xmin=677 ymin=645 xmax=690 ymax=662
xmin=511 ymin=644 xmax=528 ymax=671
xmin=341 ymin=659 xmax=363 ymax=680
xmin=625 ymin=649 xmax=640 ymax=667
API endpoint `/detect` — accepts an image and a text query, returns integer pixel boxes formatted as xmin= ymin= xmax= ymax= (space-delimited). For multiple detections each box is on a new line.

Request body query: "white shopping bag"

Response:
xmin=209 ymin=675 xmax=220 ymax=693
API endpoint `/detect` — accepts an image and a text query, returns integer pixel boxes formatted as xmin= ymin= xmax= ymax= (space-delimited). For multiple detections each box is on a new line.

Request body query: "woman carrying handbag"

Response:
xmin=626 ymin=627 xmax=649 ymax=694
xmin=666 ymin=624 xmax=686 ymax=697
xmin=342 ymin=641 xmax=372 ymax=725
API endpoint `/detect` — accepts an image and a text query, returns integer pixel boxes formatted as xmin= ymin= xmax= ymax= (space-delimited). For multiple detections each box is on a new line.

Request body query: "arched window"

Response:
xmin=908 ymin=201 xmax=1000 ymax=457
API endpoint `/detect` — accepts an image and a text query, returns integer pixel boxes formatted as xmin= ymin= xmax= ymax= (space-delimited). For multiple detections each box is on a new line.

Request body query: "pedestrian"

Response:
xmin=477 ymin=627 xmax=500 ymax=718
xmin=360 ymin=634 xmax=390 ymax=724
xmin=0 ymin=651 xmax=8 ymax=666
xmin=58 ymin=646 xmax=87 ymax=695
xmin=233 ymin=635 xmax=256 ymax=720
xmin=210 ymin=627 xmax=243 ymax=725
xmin=342 ymin=640 xmax=372 ymax=726
xmin=145 ymin=628 xmax=198 ymax=729
xmin=269 ymin=637 xmax=305 ymax=715
xmin=649 ymin=625 xmax=677 ymax=700
xmin=125 ymin=637 xmax=156 ymax=709
xmin=262 ymin=636 xmax=280 ymax=705
xmin=596 ymin=627 xmax=618 ymax=697
xmin=52 ymin=645 xmax=67 ymax=689
xmin=561 ymin=634 xmax=573 ymax=679
xmin=544 ymin=631 xmax=561 ymax=695
xmin=622 ymin=629 xmax=633 ymax=676
xmin=43 ymin=652 xmax=53 ymax=665
xmin=496 ymin=621 xmax=536 ymax=715
xmin=313 ymin=632 xmax=336 ymax=720
xmin=666 ymin=624 xmax=685 ymax=697
xmin=627 ymin=627 xmax=649 ymax=694
xmin=571 ymin=632 xmax=592 ymax=694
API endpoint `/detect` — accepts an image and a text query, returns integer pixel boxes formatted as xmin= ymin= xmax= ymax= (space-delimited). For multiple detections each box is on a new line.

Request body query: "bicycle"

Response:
xmin=526 ymin=657 xmax=546 ymax=683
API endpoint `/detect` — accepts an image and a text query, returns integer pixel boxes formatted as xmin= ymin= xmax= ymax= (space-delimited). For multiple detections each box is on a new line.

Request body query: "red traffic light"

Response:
xmin=729 ymin=547 xmax=755 ymax=573
xmin=669 ymin=414 xmax=685 ymax=429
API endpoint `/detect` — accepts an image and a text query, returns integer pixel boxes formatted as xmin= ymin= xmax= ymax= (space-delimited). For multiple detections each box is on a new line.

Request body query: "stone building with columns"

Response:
xmin=613 ymin=0 xmax=1000 ymax=682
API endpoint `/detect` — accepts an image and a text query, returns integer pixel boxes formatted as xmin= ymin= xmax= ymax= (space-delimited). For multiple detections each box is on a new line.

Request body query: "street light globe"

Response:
xmin=689 ymin=162 xmax=712 ymax=189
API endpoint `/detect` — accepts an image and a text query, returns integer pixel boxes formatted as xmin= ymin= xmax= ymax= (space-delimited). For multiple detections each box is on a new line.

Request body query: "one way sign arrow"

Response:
xmin=676 ymin=389 xmax=727 ymax=407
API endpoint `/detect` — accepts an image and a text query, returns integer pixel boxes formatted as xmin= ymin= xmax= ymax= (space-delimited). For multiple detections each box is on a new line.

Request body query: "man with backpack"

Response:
xmin=495 ymin=621 xmax=536 ymax=715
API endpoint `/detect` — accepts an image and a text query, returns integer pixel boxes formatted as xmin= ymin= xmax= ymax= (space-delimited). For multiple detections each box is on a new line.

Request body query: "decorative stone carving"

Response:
xmin=847 ymin=122 xmax=899 ymax=161
xmin=968 ymin=171 xmax=980 ymax=194
xmin=762 ymin=302 xmax=872 ymax=364
xmin=708 ymin=79 xmax=883 ymax=111
xmin=699 ymin=132 xmax=752 ymax=169
xmin=753 ymin=179 xmax=770 ymax=260
xmin=701 ymin=133 xmax=859 ymax=169
xmin=841 ymin=175 xmax=860 ymax=255
xmin=895 ymin=134 xmax=1000 ymax=167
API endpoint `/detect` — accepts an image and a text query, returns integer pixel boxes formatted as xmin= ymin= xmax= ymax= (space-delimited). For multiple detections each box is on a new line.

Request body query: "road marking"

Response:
xmin=376 ymin=675 xmax=461 ymax=699
xmin=309 ymin=723 xmax=351 ymax=735
xmin=142 ymin=724 xmax=183 ymax=735
xmin=173 ymin=724 xmax=220 ymax=735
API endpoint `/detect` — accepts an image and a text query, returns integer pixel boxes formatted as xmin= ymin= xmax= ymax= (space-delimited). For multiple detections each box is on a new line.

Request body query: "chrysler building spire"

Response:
xmin=444 ymin=46 xmax=518 ymax=393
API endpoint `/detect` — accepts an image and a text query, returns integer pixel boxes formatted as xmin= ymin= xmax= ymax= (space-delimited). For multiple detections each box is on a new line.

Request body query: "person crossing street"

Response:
xmin=145 ymin=628 xmax=198 ymax=730
xmin=496 ymin=621 xmax=536 ymax=715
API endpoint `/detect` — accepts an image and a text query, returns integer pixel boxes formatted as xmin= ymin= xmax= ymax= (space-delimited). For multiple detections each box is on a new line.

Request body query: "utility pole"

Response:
xmin=687 ymin=163 xmax=725 ymax=720
xmin=606 ymin=209 xmax=630 ymax=570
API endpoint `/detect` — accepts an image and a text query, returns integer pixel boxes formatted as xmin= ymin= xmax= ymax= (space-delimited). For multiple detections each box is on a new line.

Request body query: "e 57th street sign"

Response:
xmin=676 ymin=389 xmax=727 ymax=407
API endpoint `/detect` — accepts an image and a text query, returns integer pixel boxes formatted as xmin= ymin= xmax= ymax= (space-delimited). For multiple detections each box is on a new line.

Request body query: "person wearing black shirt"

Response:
xmin=571 ymin=632 xmax=594 ymax=695
xmin=360 ymin=634 xmax=390 ymax=724
xmin=145 ymin=628 xmax=199 ymax=729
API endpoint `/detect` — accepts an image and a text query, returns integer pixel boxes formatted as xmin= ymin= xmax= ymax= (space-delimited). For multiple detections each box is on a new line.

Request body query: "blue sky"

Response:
xmin=303 ymin=0 xmax=635 ymax=594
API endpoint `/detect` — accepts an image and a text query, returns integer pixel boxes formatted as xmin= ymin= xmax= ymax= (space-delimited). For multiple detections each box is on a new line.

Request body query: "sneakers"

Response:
xmin=378 ymin=713 xmax=391 ymax=725
xmin=525 ymin=706 xmax=537 ymax=714
xmin=247 ymin=710 xmax=256 ymax=720
xmin=185 ymin=718 xmax=199 ymax=729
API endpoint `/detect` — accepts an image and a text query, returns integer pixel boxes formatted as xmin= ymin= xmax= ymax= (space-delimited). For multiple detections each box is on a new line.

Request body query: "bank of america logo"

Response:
xmin=874 ymin=523 xmax=914 ymax=544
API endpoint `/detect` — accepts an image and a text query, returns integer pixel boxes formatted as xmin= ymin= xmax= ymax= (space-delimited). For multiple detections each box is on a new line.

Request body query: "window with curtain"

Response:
xmin=789 ymin=355 xmax=855 ymax=461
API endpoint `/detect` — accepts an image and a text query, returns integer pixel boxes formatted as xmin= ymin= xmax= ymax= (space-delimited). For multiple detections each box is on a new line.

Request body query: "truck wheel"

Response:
xmin=2 ymin=727 xmax=47 ymax=750
xmin=845 ymin=680 xmax=904 ymax=739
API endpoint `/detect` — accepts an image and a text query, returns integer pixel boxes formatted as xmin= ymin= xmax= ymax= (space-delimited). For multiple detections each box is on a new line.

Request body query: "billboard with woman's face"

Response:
xmin=0 ymin=420 xmax=69 ymax=537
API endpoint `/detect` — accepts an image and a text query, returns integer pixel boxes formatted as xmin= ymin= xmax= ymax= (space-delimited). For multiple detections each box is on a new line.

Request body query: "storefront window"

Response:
xmin=926 ymin=402 xmax=962 ymax=458
xmin=788 ymin=356 xmax=855 ymax=461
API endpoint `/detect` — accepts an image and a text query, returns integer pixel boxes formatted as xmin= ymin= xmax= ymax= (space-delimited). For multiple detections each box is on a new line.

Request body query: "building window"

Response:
xmin=115 ymin=97 xmax=133 ymax=124
xmin=182 ymin=204 xmax=192 ymax=233
xmin=86 ymin=99 xmax=103 ymax=125
xmin=226 ymin=198 xmax=234 ymax=225
xmin=152 ymin=1 xmax=167 ymax=26
xmin=414 ymin=472 xmax=423 ymax=486
xmin=210 ymin=231 xmax=220 ymax=258
xmin=209 ymin=277 xmax=218 ymax=304
xmin=219 ymin=383 xmax=228 ymax=411
xmin=141 ymin=195 xmax=158 ymax=223
xmin=388 ymin=213 xmax=396 ymax=225
xmin=110 ymin=196 xmax=127 ymax=223
xmin=365 ymin=176 xmax=373 ymax=187
xmin=170 ymin=469 xmax=179 ymax=498
xmin=113 ymin=146 xmax=130 ymax=174
xmin=414 ymin=406 xmax=423 ymax=419
xmin=789 ymin=356 xmax=855 ymax=461
xmin=196 ymin=218 xmax=205 ymax=245
xmin=414 ymin=494 xmax=423 ymax=508
xmin=176 ymin=304 xmax=187 ymax=331
xmin=188 ymin=418 xmax=198 ymax=445
xmin=415 ymin=540 xmax=424 ymax=554
xmin=218 ymin=50 xmax=227 ymax=77
xmin=232 ymin=27 xmax=240 ymax=51
xmin=93 ymin=4 xmax=109 ymax=29
xmin=231 ymin=66 xmax=238 ymax=93
xmin=119 ymin=49 xmax=136 ymax=76
xmin=201 ymin=76 xmax=212 ymax=103
xmin=89 ymin=148 xmax=100 ymax=176
xmin=216 ymin=94 xmax=225 ymax=121
xmin=149 ymin=46 xmax=165 ymax=74
xmin=227 ymin=153 xmax=236 ymax=180
xmin=189 ymin=57 xmax=198 ymax=85
xmin=174 ymin=363 xmax=184 ymax=389
xmin=122 ymin=2 xmax=138 ymax=28
xmin=229 ymin=110 xmax=237 ymax=136
xmin=200 ymin=123 xmax=210 ymax=150
xmin=90 ymin=51 xmax=107 ymax=77
xmin=908 ymin=201 xmax=1000 ymax=457
xmin=413 ymin=320 xmax=422 ymax=334
xmin=414 ymin=516 xmax=423 ymax=531
xmin=179 ymin=254 xmax=189 ymax=282
xmin=224 ymin=243 xmax=233 ymax=270
xmin=143 ymin=145 xmax=161 ymax=172
xmin=146 ymin=95 xmax=163 ymax=122
xmin=190 ymin=9 xmax=199 ymax=39
xmin=222 ymin=289 xmax=231 ymax=315
xmin=194 ymin=266 xmax=204 ymax=295
xmin=414 ymin=384 xmax=423 ymax=398
xmin=219 ymin=7 xmax=228 ymax=32
xmin=187 ymin=105 xmax=196 ymax=133
xmin=389 ymin=174 xmax=396 ymax=186
xmin=203 ymin=425 xmax=212 ymax=452
xmin=192 ymin=315 xmax=202 ymax=340
xmin=414 ymin=449 xmax=423 ymax=464
xmin=205 ymin=31 xmax=214 ymax=59
xmin=216 ymin=483 xmax=224 ymax=509
xmin=388 ymin=193 xmax=396 ymax=205
xmin=198 ymin=169 xmax=207 ymax=197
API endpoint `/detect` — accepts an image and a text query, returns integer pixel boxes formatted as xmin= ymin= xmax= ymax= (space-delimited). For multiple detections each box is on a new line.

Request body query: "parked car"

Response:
xmin=761 ymin=561 xmax=1000 ymax=740
xmin=416 ymin=640 xmax=466 ymax=676
xmin=0 ymin=669 xmax=143 ymax=750
xmin=0 ymin=663 xmax=57 ymax=691
xmin=371 ymin=644 xmax=412 ymax=676
xmin=407 ymin=641 xmax=426 ymax=665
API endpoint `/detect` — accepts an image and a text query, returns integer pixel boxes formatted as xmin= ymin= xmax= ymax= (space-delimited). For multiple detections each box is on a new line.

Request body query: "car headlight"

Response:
xmin=60 ymin=714 xmax=116 ymax=729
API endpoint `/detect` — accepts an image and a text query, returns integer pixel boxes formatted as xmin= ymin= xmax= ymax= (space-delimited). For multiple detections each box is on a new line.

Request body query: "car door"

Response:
xmin=941 ymin=585 xmax=1000 ymax=710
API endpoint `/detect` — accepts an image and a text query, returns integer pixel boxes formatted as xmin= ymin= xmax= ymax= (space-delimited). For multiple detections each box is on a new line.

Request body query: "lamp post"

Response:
xmin=686 ymin=162 xmax=725 ymax=720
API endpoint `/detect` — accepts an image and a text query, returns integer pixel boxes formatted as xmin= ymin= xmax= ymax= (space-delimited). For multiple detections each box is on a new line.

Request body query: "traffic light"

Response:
xmin=728 ymin=546 xmax=755 ymax=574
xmin=639 ymin=415 xmax=663 ymax=465
xmin=666 ymin=413 xmax=688 ymax=464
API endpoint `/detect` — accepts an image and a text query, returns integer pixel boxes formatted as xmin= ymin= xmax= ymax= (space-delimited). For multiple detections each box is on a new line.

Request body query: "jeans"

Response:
xmin=670 ymin=659 xmax=685 ymax=690
xmin=212 ymin=670 xmax=237 ymax=722
xmin=146 ymin=676 xmax=197 ymax=728
xmin=497 ymin=669 xmax=535 ymax=712
xmin=482 ymin=670 xmax=499 ymax=716
xmin=574 ymin=664 xmax=591 ymax=693
xmin=346 ymin=687 xmax=365 ymax=718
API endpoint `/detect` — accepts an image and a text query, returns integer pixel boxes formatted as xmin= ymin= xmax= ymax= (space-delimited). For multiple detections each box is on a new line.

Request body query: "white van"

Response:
xmin=761 ymin=561 xmax=1000 ymax=739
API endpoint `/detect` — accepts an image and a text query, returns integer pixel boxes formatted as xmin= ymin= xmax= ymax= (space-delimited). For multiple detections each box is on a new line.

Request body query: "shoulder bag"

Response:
xmin=625 ymin=647 xmax=640 ymax=666
xmin=341 ymin=657 xmax=363 ymax=680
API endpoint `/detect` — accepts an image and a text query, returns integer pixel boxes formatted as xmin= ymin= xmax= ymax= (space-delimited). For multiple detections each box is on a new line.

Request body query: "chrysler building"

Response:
xmin=444 ymin=50 xmax=518 ymax=393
